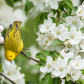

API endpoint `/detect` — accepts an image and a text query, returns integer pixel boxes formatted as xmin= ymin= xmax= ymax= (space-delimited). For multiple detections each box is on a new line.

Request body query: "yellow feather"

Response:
xmin=4 ymin=21 xmax=23 ymax=61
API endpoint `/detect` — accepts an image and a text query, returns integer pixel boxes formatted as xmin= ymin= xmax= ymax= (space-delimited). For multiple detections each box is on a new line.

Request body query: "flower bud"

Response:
xmin=0 ymin=36 xmax=4 ymax=43
xmin=0 ymin=25 xmax=4 ymax=32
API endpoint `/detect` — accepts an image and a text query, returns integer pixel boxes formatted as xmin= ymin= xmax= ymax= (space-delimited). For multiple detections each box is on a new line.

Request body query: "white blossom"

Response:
xmin=2 ymin=59 xmax=25 ymax=84
xmin=0 ymin=36 xmax=4 ymax=43
xmin=29 ymin=0 xmax=44 ymax=11
xmin=52 ymin=58 xmax=67 ymax=78
xmin=60 ymin=49 xmax=74 ymax=60
xmin=40 ymin=56 xmax=53 ymax=73
xmin=64 ymin=16 xmax=83 ymax=30
xmin=51 ymin=24 xmax=68 ymax=41
xmin=65 ymin=27 xmax=82 ymax=45
xmin=0 ymin=25 xmax=4 ymax=32
xmin=37 ymin=32 xmax=54 ymax=48
xmin=70 ymin=56 xmax=84 ymax=69
xmin=71 ymin=0 xmax=80 ymax=6
xmin=71 ymin=69 xmax=82 ymax=81
xmin=64 ymin=41 xmax=80 ymax=54
xmin=45 ymin=0 xmax=62 ymax=10
xmin=39 ymin=17 xmax=56 ymax=33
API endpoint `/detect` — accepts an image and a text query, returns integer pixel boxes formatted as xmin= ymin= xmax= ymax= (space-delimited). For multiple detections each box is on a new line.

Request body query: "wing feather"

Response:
xmin=4 ymin=21 xmax=23 ymax=53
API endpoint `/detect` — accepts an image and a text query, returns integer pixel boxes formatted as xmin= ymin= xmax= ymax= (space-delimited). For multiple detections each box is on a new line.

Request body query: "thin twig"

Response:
xmin=21 ymin=51 xmax=41 ymax=63
xmin=0 ymin=43 xmax=41 ymax=63
xmin=0 ymin=72 xmax=16 ymax=84
xmin=63 ymin=10 xmax=67 ymax=13
xmin=23 ymin=48 xmax=30 ymax=50
xmin=0 ymin=43 xmax=4 ymax=45
xmin=57 ymin=10 xmax=60 ymax=23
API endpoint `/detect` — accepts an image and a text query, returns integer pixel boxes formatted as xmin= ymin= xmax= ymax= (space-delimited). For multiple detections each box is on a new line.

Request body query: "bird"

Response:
xmin=4 ymin=21 xmax=23 ymax=63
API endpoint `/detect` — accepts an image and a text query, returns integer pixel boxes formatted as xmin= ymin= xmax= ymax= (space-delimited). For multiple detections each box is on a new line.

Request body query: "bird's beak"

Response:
xmin=10 ymin=60 xmax=12 ymax=63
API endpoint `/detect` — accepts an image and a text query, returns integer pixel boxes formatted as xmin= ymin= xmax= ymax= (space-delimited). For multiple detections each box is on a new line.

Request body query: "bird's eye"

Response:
xmin=10 ymin=55 xmax=12 ymax=57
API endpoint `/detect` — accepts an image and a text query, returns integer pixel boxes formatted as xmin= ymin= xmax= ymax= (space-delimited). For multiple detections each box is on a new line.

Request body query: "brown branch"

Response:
xmin=57 ymin=10 xmax=60 ymax=23
xmin=0 ymin=43 xmax=4 ymax=45
xmin=0 ymin=43 xmax=41 ymax=63
xmin=0 ymin=72 xmax=16 ymax=84
xmin=23 ymin=48 xmax=30 ymax=50
xmin=63 ymin=10 xmax=67 ymax=13
xmin=21 ymin=51 xmax=41 ymax=63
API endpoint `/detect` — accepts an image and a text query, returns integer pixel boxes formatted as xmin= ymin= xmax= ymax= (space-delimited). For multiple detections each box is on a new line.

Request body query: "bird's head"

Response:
xmin=5 ymin=50 xmax=17 ymax=63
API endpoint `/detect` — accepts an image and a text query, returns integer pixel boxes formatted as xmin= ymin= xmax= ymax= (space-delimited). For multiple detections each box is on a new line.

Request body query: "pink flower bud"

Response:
xmin=0 ymin=36 xmax=4 ymax=43
xmin=0 ymin=25 xmax=4 ymax=32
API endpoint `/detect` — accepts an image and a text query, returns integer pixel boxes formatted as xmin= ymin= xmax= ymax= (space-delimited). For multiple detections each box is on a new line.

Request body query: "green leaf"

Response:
xmin=53 ymin=78 xmax=60 ymax=84
xmin=42 ymin=50 xmax=50 ymax=56
xmin=53 ymin=39 xmax=64 ymax=46
xmin=25 ymin=81 xmax=38 ymax=84
xmin=73 ymin=6 xmax=78 ymax=12
xmin=25 ymin=0 xmax=34 ymax=15
xmin=34 ymin=62 xmax=45 ymax=69
xmin=51 ymin=17 xmax=55 ymax=23
xmin=62 ymin=13 xmax=68 ymax=18
xmin=65 ymin=80 xmax=73 ymax=84
xmin=34 ymin=12 xmax=48 ymax=33
xmin=63 ymin=4 xmax=71 ymax=13
xmin=35 ymin=50 xmax=50 ymax=61
xmin=27 ymin=52 xmax=31 ymax=58
xmin=35 ymin=53 xmax=46 ymax=61
xmin=63 ymin=0 xmax=73 ymax=9
xmin=5 ymin=0 xmax=13 ymax=7
xmin=68 ymin=58 xmax=74 ymax=64
xmin=0 ymin=64 xmax=2 ymax=72
xmin=80 ymin=80 xmax=84 ymax=84
xmin=40 ymin=73 xmax=52 ymax=84
xmin=50 ymin=51 xmax=56 ymax=59
xmin=82 ymin=69 xmax=84 ymax=75
xmin=78 ymin=80 xmax=84 ymax=84
xmin=58 ymin=9 xmax=62 ymax=17
xmin=66 ymin=74 xmax=71 ymax=81
xmin=34 ymin=63 xmax=40 ymax=69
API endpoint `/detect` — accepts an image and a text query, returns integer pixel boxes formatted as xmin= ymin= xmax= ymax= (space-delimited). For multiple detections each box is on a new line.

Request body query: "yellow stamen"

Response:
xmin=70 ymin=35 xmax=74 ymax=39
xmin=47 ymin=64 xmax=51 ymax=68
xmin=73 ymin=21 xmax=77 ymax=25
xmin=57 ymin=31 xmax=61 ymax=35
xmin=59 ymin=67 xmax=63 ymax=71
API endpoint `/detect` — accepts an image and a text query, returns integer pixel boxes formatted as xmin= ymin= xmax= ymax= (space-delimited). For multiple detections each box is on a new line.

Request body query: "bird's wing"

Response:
xmin=4 ymin=21 xmax=23 ymax=53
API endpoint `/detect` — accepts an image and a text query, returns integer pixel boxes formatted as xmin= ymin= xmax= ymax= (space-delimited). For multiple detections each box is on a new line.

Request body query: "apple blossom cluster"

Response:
xmin=28 ymin=0 xmax=80 ymax=12
xmin=0 ymin=25 xmax=4 ymax=43
xmin=36 ymin=1 xmax=84 ymax=83
xmin=36 ymin=2 xmax=84 ymax=54
xmin=1 ymin=59 xmax=25 ymax=84
xmin=40 ymin=50 xmax=84 ymax=81
xmin=29 ymin=0 xmax=63 ymax=11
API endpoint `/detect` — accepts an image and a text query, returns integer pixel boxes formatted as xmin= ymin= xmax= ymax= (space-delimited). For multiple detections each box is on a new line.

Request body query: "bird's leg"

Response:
xmin=23 ymin=48 xmax=30 ymax=50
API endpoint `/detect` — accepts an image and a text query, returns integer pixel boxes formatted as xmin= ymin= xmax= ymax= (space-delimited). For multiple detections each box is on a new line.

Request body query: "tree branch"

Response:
xmin=0 ymin=43 xmax=4 ymax=45
xmin=0 ymin=43 xmax=41 ymax=63
xmin=57 ymin=10 xmax=60 ymax=23
xmin=0 ymin=72 xmax=16 ymax=84
xmin=21 ymin=51 xmax=41 ymax=63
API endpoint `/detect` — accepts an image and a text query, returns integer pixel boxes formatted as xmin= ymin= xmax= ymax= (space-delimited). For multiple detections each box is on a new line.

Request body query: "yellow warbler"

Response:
xmin=4 ymin=21 xmax=23 ymax=62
